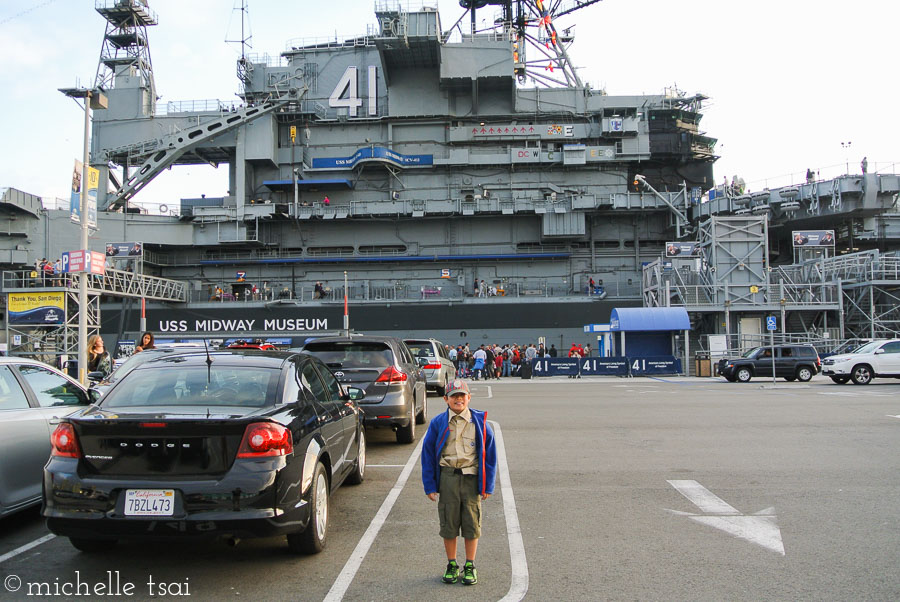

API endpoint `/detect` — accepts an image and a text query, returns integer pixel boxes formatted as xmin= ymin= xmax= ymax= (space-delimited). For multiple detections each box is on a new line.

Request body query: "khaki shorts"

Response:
xmin=438 ymin=466 xmax=482 ymax=539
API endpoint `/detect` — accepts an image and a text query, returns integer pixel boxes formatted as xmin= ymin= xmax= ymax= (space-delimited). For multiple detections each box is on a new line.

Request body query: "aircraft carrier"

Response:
xmin=1 ymin=0 xmax=899 ymax=362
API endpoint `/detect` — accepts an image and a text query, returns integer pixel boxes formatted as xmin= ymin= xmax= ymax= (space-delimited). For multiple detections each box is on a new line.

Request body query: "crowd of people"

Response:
xmin=447 ymin=341 xmax=593 ymax=380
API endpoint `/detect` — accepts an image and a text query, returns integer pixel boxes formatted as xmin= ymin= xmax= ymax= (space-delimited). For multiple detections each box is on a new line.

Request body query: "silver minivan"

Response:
xmin=403 ymin=338 xmax=457 ymax=396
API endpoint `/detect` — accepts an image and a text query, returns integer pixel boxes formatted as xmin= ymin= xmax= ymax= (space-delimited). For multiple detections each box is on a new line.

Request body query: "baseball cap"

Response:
xmin=445 ymin=379 xmax=470 ymax=397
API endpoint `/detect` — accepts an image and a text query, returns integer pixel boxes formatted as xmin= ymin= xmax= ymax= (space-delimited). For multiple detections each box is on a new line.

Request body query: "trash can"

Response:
xmin=520 ymin=360 xmax=532 ymax=379
xmin=694 ymin=353 xmax=711 ymax=377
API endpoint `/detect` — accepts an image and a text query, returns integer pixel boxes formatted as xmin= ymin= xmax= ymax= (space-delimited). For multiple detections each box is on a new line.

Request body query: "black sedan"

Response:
xmin=43 ymin=350 xmax=366 ymax=554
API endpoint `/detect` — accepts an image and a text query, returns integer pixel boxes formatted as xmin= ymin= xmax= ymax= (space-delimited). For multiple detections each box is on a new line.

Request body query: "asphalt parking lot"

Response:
xmin=2 ymin=375 xmax=899 ymax=601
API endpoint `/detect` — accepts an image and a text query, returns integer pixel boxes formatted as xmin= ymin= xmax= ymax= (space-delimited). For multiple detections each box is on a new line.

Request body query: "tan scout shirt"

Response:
xmin=439 ymin=408 xmax=477 ymax=475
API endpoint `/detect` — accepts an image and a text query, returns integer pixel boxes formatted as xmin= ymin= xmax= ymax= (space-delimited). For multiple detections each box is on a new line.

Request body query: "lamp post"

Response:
xmin=840 ymin=141 xmax=852 ymax=175
xmin=60 ymin=86 xmax=106 ymax=384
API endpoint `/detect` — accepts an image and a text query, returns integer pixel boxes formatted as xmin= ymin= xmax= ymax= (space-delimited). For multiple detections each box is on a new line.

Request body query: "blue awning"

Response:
xmin=610 ymin=307 xmax=691 ymax=331
xmin=262 ymin=179 xmax=354 ymax=191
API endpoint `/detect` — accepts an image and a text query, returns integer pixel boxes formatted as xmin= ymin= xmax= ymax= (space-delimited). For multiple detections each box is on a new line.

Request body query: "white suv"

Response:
xmin=822 ymin=339 xmax=900 ymax=385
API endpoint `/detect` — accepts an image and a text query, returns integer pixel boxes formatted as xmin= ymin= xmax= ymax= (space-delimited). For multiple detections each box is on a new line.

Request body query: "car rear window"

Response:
xmin=101 ymin=365 xmax=281 ymax=408
xmin=405 ymin=341 xmax=435 ymax=359
xmin=303 ymin=342 xmax=393 ymax=368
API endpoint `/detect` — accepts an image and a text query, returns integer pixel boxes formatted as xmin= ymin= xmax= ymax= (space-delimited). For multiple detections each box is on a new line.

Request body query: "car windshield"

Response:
xmin=101 ymin=364 xmax=281 ymax=408
xmin=742 ymin=347 xmax=763 ymax=358
xmin=303 ymin=342 xmax=393 ymax=368
xmin=852 ymin=341 xmax=883 ymax=354
xmin=404 ymin=341 xmax=434 ymax=358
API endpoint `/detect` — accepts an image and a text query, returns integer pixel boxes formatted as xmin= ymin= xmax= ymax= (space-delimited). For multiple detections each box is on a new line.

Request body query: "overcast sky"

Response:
xmin=0 ymin=0 xmax=895 ymax=212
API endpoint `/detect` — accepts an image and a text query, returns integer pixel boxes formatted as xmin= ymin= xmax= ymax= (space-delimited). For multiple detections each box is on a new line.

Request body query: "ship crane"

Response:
xmin=453 ymin=0 xmax=603 ymax=87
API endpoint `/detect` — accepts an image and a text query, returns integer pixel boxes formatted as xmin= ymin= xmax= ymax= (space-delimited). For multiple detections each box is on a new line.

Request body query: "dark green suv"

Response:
xmin=717 ymin=344 xmax=821 ymax=383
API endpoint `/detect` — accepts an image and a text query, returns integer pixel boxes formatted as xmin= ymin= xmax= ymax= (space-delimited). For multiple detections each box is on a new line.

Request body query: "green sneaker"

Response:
xmin=462 ymin=561 xmax=477 ymax=585
xmin=442 ymin=560 xmax=459 ymax=584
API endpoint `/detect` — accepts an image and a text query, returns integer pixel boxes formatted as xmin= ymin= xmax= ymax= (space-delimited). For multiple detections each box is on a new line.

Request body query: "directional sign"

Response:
xmin=766 ymin=316 xmax=777 ymax=331
xmin=666 ymin=480 xmax=785 ymax=555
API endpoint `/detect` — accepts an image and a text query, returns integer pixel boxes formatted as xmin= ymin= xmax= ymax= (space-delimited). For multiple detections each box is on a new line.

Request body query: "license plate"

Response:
xmin=124 ymin=489 xmax=175 ymax=516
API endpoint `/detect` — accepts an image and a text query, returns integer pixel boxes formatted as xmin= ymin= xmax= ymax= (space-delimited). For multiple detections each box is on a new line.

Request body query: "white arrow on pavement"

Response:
xmin=666 ymin=479 xmax=785 ymax=555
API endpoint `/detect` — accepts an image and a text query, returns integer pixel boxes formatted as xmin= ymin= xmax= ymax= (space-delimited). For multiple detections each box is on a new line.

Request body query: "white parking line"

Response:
xmin=324 ymin=438 xmax=424 ymax=602
xmin=0 ymin=534 xmax=56 ymax=565
xmin=492 ymin=420 xmax=529 ymax=602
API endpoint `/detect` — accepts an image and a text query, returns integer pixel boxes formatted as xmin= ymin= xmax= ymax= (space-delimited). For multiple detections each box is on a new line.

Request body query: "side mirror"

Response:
xmin=87 ymin=371 xmax=105 ymax=383
xmin=874 ymin=348 xmax=885 ymax=354
xmin=345 ymin=386 xmax=365 ymax=401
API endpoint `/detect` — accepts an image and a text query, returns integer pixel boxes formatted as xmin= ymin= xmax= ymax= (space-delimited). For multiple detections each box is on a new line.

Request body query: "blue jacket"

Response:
xmin=421 ymin=408 xmax=497 ymax=496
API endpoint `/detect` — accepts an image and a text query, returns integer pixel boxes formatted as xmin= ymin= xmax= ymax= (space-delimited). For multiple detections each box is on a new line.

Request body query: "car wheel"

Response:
xmin=346 ymin=428 xmax=366 ymax=485
xmin=736 ymin=367 xmax=752 ymax=383
xmin=287 ymin=462 xmax=329 ymax=554
xmin=795 ymin=366 xmax=813 ymax=382
xmin=436 ymin=377 xmax=447 ymax=397
xmin=850 ymin=364 xmax=873 ymax=385
xmin=830 ymin=376 xmax=850 ymax=384
xmin=416 ymin=392 xmax=427 ymax=425
xmin=396 ymin=401 xmax=416 ymax=444
xmin=69 ymin=537 xmax=116 ymax=553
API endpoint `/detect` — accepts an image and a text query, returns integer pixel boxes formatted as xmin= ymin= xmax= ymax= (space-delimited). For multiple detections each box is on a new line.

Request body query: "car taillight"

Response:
xmin=51 ymin=423 xmax=81 ymax=458
xmin=375 ymin=366 xmax=408 ymax=384
xmin=237 ymin=422 xmax=293 ymax=458
xmin=424 ymin=363 xmax=441 ymax=370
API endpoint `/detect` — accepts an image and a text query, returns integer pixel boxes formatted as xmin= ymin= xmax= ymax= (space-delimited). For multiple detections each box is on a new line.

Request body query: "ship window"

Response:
xmin=594 ymin=240 xmax=620 ymax=249
xmin=306 ymin=246 xmax=354 ymax=256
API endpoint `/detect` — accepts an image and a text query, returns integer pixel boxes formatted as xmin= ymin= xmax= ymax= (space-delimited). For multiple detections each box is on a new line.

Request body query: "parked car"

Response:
xmin=716 ymin=344 xmax=821 ymax=383
xmin=43 ymin=350 xmax=366 ymax=554
xmin=0 ymin=358 xmax=94 ymax=516
xmin=403 ymin=338 xmax=456 ymax=395
xmin=301 ymin=336 xmax=427 ymax=444
xmin=821 ymin=339 xmax=900 ymax=384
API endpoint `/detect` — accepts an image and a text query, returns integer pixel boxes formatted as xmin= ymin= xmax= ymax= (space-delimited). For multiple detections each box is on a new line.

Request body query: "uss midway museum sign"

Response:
xmin=127 ymin=307 xmax=343 ymax=335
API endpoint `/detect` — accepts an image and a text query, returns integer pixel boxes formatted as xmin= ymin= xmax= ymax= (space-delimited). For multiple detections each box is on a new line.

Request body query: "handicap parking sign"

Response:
xmin=766 ymin=316 xmax=777 ymax=331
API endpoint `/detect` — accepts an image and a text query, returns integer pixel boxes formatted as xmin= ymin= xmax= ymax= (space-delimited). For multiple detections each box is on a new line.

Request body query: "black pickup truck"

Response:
xmin=716 ymin=344 xmax=821 ymax=383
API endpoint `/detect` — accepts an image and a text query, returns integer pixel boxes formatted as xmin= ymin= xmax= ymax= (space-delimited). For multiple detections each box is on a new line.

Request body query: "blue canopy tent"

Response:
xmin=610 ymin=307 xmax=691 ymax=374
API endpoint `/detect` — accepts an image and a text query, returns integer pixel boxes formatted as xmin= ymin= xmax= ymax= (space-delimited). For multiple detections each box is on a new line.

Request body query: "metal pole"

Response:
xmin=770 ymin=326 xmax=776 ymax=387
xmin=343 ymin=271 xmax=349 ymax=337
xmin=78 ymin=91 xmax=92 ymax=385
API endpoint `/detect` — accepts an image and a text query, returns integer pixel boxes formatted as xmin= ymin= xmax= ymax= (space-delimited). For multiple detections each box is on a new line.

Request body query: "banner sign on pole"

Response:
xmin=665 ymin=242 xmax=702 ymax=258
xmin=8 ymin=292 xmax=65 ymax=325
xmin=105 ymin=242 xmax=143 ymax=257
xmin=792 ymin=230 xmax=835 ymax=247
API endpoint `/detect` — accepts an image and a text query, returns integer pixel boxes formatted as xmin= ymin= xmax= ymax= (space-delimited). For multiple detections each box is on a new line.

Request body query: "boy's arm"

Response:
xmin=483 ymin=422 xmax=498 ymax=496
xmin=421 ymin=423 xmax=438 ymax=495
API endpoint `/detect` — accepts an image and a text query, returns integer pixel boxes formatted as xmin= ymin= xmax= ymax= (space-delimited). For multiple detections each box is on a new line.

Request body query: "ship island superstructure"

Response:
xmin=1 ymin=0 xmax=899 ymax=365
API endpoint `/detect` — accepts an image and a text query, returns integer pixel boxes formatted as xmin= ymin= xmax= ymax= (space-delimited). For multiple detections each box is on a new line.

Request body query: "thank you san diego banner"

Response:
xmin=8 ymin=292 xmax=65 ymax=325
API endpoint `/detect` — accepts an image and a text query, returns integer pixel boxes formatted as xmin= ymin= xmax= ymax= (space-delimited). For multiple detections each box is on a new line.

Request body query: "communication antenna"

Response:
xmin=226 ymin=0 xmax=253 ymax=93
xmin=451 ymin=0 xmax=604 ymax=88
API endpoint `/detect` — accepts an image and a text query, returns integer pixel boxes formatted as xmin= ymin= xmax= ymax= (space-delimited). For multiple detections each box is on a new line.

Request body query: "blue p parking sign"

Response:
xmin=766 ymin=316 xmax=777 ymax=331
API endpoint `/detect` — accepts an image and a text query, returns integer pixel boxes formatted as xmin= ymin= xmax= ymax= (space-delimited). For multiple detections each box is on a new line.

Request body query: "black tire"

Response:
xmin=435 ymin=377 xmax=447 ymax=397
xmin=830 ymin=376 xmax=850 ymax=384
xmin=736 ymin=367 xmax=752 ymax=383
xmin=795 ymin=366 xmax=813 ymax=382
xmin=850 ymin=364 xmax=873 ymax=385
xmin=287 ymin=462 xmax=329 ymax=554
xmin=346 ymin=427 xmax=366 ymax=485
xmin=397 ymin=401 xmax=416 ymax=444
xmin=69 ymin=538 xmax=115 ymax=553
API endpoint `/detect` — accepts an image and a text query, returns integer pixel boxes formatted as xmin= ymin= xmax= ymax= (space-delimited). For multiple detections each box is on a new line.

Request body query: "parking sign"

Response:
xmin=766 ymin=316 xmax=777 ymax=331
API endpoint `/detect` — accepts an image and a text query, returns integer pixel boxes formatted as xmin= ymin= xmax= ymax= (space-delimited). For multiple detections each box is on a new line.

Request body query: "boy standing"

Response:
xmin=421 ymin=379 xmax=497 ymax=585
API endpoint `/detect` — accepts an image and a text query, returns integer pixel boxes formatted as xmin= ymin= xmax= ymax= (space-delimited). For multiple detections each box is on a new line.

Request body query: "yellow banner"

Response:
xmin=8 ymin=292 xmax=65 ymax=313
